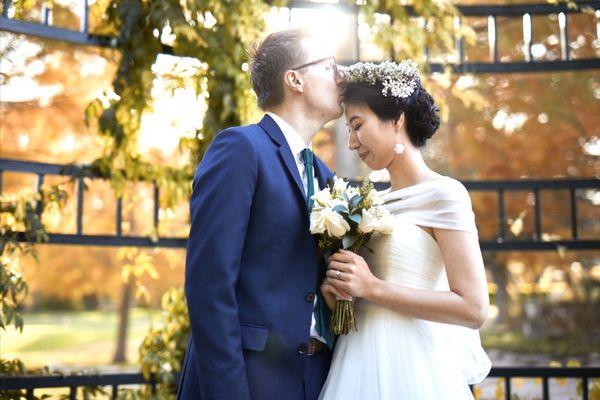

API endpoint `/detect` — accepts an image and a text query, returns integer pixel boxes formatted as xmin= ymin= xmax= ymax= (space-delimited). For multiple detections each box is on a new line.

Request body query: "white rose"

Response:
xmin=323 ymin=208 xmax=351 ymax=238
xmin=375 ymin=210 xmax=394 ymax=234
xmin=310 ymin=208 xmax=327 ymax=234
xmin=357 ymin=208 xmax=379 ymax=234
xmin=332 ymin=177 xmax=349 ymax=194
xmin=311 ymin=187 xmax=334 ymax=209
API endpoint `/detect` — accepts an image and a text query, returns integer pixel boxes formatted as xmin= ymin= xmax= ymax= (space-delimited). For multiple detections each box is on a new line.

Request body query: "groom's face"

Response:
xmin=295 ymin=39 xmax=344 ymax=120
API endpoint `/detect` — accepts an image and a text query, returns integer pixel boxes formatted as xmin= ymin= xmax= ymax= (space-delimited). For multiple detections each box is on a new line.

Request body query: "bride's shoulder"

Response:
xmin=432 ymin=176 xmax=472 ymax=205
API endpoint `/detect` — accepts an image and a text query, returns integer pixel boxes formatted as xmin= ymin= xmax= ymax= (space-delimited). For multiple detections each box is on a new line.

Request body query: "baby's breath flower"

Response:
xmin=340 ymin=60 xmax=419 ymax=99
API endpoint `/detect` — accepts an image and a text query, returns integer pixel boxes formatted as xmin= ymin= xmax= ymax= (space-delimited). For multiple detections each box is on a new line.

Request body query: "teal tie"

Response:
xmin=301 ymin=148 xmax=335 ymax=349
xmin=301 ymin=148 xmax=314 ymax=209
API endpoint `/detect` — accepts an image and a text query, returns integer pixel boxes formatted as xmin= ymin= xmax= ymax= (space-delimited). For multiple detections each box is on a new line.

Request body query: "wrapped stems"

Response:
xmin=329 ymin=235 xmax=366 ymax=335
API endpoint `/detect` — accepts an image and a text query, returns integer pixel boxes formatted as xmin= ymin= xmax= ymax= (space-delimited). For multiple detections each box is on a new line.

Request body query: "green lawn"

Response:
xmin=1 ymin=308 xmax=161 ymax=369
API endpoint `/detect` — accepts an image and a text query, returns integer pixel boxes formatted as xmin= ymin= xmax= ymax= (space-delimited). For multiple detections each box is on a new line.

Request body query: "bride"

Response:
xmin=319 ymin=61 xmax=491 ymax=399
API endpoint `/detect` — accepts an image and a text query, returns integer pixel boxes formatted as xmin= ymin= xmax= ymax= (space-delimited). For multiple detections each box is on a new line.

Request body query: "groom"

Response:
xmin=177 ymin=28 xmax=345 ymax=399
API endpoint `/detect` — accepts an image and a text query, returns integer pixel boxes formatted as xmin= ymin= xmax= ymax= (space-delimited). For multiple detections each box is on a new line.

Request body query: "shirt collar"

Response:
xmin=266 ymin=112 xmax=311 ymax=157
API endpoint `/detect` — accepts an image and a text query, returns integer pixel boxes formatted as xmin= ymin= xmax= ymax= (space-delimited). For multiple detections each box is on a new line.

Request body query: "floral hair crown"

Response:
xmin=340 ymin=60 xmax=420 ymax=99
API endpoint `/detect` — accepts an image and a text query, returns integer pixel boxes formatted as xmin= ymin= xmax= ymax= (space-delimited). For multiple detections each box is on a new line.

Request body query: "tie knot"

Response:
xmin=301 ymin=148 xmax=313 ymax=165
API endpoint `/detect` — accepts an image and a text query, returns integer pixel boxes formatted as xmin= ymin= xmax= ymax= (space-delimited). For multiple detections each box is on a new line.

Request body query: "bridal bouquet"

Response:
xmin=310 ymin=177 xmax=393 ymax=334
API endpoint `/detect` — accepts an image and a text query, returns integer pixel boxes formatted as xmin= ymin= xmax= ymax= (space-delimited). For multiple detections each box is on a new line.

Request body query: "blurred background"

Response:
xmin=0 ymin=0 xmax=598 ymax=398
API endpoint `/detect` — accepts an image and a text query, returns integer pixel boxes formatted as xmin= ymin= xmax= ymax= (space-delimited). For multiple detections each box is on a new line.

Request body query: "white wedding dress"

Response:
xmin=319 ymin=177 xmax=491 ymax=400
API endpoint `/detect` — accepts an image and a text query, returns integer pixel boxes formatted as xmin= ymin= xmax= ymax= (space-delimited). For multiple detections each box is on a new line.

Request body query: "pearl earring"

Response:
xmin=394 ymin=143 xmax=405 ymax=154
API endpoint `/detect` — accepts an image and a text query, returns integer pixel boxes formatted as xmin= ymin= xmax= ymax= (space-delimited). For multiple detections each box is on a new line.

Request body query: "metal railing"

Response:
xmin=1 ymin=368 xmax=599 ymax=400
xmin=1 ymin=158 xmax=599 ymax=251
xmin=1 ymin=1 xmax=599 ymax=73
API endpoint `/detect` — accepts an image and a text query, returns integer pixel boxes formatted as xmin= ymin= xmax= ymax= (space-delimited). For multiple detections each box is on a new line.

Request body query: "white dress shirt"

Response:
xmin=266 ymin=112 xmax=326 ymax=343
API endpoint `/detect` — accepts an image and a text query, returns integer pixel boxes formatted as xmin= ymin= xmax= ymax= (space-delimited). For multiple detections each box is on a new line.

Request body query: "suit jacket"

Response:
xmin=178 ymin=114 xmax=335 ymax=399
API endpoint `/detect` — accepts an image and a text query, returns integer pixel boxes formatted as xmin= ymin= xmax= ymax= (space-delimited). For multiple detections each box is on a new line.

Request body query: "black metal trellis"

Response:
xmin=1 ymin=1 xmax=600 ymax=73
xmin=1 ymin=158 xmax=598 ymax=251
xmin=1 ymin=0 xmax=599 ymax=395
xmin=2 ymin=367 xmax=600 ymax=400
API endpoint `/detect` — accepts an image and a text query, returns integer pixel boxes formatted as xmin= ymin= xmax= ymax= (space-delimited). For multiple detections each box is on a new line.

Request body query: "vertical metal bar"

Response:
xmin=112 ymin=384 xmax=119 ymax=400
xmin=76 ymin=176 xmax=84 ymax=235
xmin=455 ymin=16 xmax=464 ymax=64
xmin=69 ymin=386 xmax=77 ymax=400
xmin=26 ymin=388 xmax=34 ymax=400
xmin=523 ymin=13 xmax=533 ymax=62
xmin=559 ymin=12 xmax=570 ymax=61
xmin=596 ymin=10 xmax=600 ymax=58
xmin=80 ymin=0 xmax=89 ymax=33
xmin=570 ymin=188 xmax=578 ymax=240
xmin=353 ymin=6 xmax=360 ymax=61
xmin=505 ymin=377 xmax=511 ymax=400
xmin=41 ymin=0 xmax=52 ymax=25
xmin=423 ymin=18 xmax=430 ymax=62
xmin=498 ymin=189 xmax=506 ymax=241
xmin=36 ymin=173 xmax=44 ymax=216
xmin=2 ymin=0 xmax=12 ymax=18
xmin=542 ymin=376 xmax=549 ymax=399
xmin=116 ymin=198 xmax=123 ymax=237
xmin=153 ymin=182 xmax=159 ymax=230
xmin=488 ymin=15 xmax=498 ymax=63
xmin=534 ymin=188 xmax=542 ymax=241
xmin=582 ymin=376 xmax=589 ymax=400
xmin=0 ymin=169 xmax=3 ymax=195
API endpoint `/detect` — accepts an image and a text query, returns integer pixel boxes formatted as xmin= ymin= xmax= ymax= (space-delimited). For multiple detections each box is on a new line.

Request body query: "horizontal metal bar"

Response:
xmin=431 ymin=59 xmax=600 ymax=74
xmin=5 ymin=159 xmax=597 ymax=191
xmin=337 ymin=59 xmax=600 ymax=74
xmin=285 ymin=1 xmax=600 ymax=16
xmin=371 ymin=179 xmax=600 ymax=191
xmin=0 ymin=16 xmax=116 ymax=47
xmin=0 ymin=158 xmax=87 ymax=176
xmin=16 ymin=232 xmax=187 ymax=248
xmin=0 ymin=373 xmax=165 ymax=390
xmin=487 ymin=367 xmax=600 ymax=378
xmin=480 ymin=240 xmax=600 ymax=251
xmin=10 ymin=232 xmax=598 ymax=251
xmin=3 ymin=367 xmax=599 ymax=391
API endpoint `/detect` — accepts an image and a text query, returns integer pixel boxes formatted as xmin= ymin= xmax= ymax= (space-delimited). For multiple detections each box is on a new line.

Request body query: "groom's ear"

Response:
xmin=283 ymin=70 xmax=304 ymax=94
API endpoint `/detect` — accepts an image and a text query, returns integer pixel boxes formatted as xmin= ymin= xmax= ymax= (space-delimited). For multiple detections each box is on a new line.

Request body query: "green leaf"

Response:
xmin=348 ymin=213 xmax=362 ymax=226
xmin=332 ymin=204 xmax=349 ymax=214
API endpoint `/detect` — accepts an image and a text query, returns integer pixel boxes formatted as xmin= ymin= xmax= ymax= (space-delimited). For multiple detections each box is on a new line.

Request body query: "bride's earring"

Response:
xmin=394 ymin=142 xmax=405 ymax=154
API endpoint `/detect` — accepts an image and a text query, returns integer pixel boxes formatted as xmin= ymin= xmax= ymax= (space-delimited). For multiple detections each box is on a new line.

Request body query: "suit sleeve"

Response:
xmin=184 ymin=129 xmax=257 ymax=399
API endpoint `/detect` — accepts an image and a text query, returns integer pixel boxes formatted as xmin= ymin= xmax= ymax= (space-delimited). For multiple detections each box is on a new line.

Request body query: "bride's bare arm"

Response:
xmin=325 ymin=230 xmax=489 ymax=329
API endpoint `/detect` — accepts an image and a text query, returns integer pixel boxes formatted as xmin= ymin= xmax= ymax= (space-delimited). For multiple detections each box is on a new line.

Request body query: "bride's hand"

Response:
xmin=320 ymin=280 xmax=351 ymax=311
xmin=326 ymin=249 xmax=379 ymax=300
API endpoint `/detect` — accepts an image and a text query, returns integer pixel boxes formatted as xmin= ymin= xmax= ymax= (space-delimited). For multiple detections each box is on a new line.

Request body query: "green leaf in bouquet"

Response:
xmin=348 ymin=212 xmax=362 ymax=226
xmin=349 ymin=195 xmax=364 ymax=212
xmin=332 ymin=204 xmax=349 ymax=214
xmin=342 ymin=232 xmax=359 ymax=249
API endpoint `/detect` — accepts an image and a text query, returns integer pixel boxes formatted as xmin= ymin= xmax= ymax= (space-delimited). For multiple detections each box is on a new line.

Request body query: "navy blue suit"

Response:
xmin=178 ymin=115 xmax=335 ymax=399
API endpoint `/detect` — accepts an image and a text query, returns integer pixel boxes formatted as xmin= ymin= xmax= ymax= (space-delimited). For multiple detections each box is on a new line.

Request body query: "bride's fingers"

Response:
xmin=327 ymin=260 xmax=352 ymax=272
xmin=328 ymin=251 xmax=353 ymax=264
xmin=328 ymin=284 xmax=352 ymax=301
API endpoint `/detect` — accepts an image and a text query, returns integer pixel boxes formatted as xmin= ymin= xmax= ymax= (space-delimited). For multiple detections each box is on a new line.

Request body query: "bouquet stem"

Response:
xmin=329 ymin=235 xmax=366 ymax=335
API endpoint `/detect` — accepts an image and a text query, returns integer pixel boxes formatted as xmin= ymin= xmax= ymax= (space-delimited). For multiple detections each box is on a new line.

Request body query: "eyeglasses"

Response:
xmin=291 ymin=56 xmax=339 ymax=77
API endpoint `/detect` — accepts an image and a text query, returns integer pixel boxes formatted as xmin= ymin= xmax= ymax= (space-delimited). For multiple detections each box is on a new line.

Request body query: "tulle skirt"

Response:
xmin=319 ymin=302 xmax=491 ymax=400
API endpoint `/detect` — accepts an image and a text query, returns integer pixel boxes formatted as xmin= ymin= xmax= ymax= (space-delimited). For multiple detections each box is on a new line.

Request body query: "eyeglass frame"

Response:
xmin=291 ymin=56 xmax=339 ymax=77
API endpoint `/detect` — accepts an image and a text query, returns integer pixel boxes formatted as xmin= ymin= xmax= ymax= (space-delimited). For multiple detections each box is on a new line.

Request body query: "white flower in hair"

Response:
xmin=340 ymin=60 xmax=419 ymax=99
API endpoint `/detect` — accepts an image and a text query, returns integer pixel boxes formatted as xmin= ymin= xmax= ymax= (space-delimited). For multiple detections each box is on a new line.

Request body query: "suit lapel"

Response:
xmin=258 ymin=115 xmax=307 ymax=206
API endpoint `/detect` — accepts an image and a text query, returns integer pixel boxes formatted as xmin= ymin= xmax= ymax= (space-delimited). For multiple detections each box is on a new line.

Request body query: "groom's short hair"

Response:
xmin=250 ymin=28 xmax=310 ymax=110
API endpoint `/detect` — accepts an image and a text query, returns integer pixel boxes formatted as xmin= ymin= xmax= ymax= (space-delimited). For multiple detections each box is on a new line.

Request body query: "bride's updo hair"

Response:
xmin=343 ymin=79 xmax=441 ymax=147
